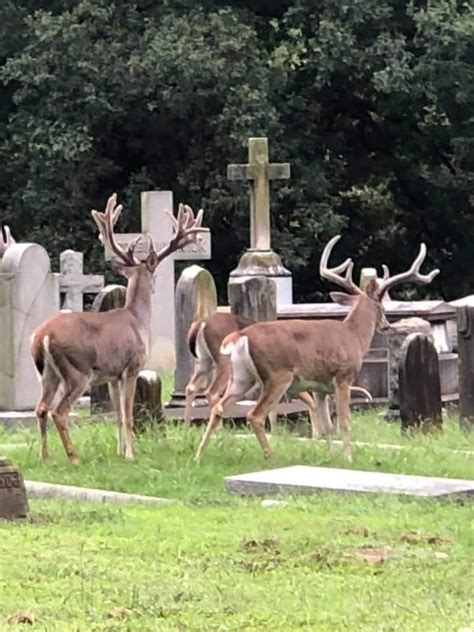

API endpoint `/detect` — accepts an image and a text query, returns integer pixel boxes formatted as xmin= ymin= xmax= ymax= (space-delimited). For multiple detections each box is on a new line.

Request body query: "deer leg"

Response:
xmin=184 ymin=360 xmax=213 ymax=430
xmin=267 ymin=409 xmax=277 ymax=434
xmin=247 ymin=373 xmax=293 ymax=459
xmin=314 ymin=393 xmax=333 ymax=454
xmin=297 ymin=391 xmax=321 ymax=438
xmin=119 ymin=372 xmax=138 ymax=460
xmin=51 ymin=374 xmax=89 ymax=464
xmin=35 ymin=366 xmax=61 ymax=461
xmin=195 ymin=371 xmax=254 ymax=462
xmin=335 ymin=381 xmax=352 ymax=461
xmin=204 ymin=360 xmax=230 ymax=432
xmin=108 ymin=381 xmax=124 ymax=455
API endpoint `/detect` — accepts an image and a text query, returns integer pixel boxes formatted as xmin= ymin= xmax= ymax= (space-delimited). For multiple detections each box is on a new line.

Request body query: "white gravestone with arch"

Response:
xmin=103 ymin=191 xmax=211 ymax=372
xmin=59 ymin=249 xmax=104 ymax=311
xmin=0 ymin=240 xmax=59 ymax=410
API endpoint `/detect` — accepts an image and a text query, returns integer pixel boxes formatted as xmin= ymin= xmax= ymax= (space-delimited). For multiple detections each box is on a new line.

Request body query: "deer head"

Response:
xmin=0 ymin=225 xmax=16 ymax=257
xmin=91 ymin=193 xmax=204 ymax=284
xmin=320 ymin=236 xmax=440 ymax=332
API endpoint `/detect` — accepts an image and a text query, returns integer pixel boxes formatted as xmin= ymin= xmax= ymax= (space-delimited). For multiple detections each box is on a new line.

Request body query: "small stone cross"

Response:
xmin=227 ymin=137 xmax=290 ymax=251
xmin=59 ymin=249 xmax=104 ymax=311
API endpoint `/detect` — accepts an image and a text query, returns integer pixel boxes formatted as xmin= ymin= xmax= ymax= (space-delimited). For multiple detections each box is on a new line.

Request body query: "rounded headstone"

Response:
xmin=0 ymin=457 xmax=29 ymax=519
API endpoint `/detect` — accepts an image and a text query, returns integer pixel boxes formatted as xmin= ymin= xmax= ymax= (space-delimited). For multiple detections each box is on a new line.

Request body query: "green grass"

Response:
xmin=0 ymin=412 xmax=473 ymax=630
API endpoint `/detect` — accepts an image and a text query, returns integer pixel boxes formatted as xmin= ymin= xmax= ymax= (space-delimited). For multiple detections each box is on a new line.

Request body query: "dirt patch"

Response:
xmin=107 ymin=607 xmax=133 ymax=620
xmin=399 ymin=531 xmax=453 ymax=545
xmin=6 ymin=612 xmax=36 ymax=625
xmin=344 ymin=526 xmax=372 ymax=538
xmin=348 ymin=546 xmax=394 ymax=566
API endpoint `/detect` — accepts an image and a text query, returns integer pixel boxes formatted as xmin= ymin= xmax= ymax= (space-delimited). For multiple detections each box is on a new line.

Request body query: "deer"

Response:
xmin=185 ymin=312 xmax=372 ymax=432
xmin=31 ymin=193 xmax=205 ymax=464
xmin=195 ymin=236 xmax=439 ymax=462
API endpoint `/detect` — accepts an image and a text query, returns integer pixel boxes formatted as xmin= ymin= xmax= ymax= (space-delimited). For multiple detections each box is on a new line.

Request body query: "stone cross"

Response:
xmin=59 ymin=249 xmax=103 ymax=311
xmin=102 ymin=191 xmax=211 ymax=371
xmin=227 ymin=137 xmax=290 ymax=251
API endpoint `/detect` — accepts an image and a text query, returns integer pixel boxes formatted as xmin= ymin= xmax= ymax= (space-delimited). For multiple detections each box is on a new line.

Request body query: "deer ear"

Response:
xmin=365 ymin=278 xmax=380 ymax=300
xmin=330 ymin=291 xmax=358 ymax=306
xmin=146 ymin=250 xmax=159 ymax=273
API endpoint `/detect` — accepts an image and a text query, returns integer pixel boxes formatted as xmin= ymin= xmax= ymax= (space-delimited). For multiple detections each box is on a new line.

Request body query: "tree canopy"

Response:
xmin=1 ymin=0 xmax=473 ymax=301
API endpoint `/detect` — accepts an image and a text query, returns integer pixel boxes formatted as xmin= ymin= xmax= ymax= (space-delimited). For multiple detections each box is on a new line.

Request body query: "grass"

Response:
xmin=0 ymin=412 xmax=473 ymax=630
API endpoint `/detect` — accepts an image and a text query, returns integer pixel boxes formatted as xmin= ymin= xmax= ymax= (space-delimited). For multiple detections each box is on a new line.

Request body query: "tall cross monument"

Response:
xmin=227 ymin=137 xmax=293 ymax=305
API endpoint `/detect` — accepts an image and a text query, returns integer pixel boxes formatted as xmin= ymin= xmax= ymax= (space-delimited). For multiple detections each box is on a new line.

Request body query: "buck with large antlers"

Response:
xmin=195 ymin=237 xmax=439 ymax=462
xmin=31 ymin=193 xmax=205 ymax=464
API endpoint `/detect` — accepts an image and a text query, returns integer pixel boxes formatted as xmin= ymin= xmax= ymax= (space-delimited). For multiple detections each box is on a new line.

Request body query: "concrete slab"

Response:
xmin=225 ymin=465 xmax=474 ymax=498
xmin=25 ymin=480 xmax=176 ymax=505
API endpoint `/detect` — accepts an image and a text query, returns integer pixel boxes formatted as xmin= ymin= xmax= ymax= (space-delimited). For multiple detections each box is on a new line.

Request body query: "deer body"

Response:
xmin=196 ymin=237 xmax=439 ymax=462
xmin=31 ymin=194 xmax=205 ymax=463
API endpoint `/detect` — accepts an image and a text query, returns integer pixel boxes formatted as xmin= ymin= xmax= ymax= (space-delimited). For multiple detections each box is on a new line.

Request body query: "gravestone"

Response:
xmin=168 ymin=265 xmax=217 ymax=407
xmin=0 ymin=243 xmax=59 ymax=410
xmin=399 ymin=333 xmax=442 ymax=432
xmin=101 ymin=191 xmax=211 ymax=371
xmin=228 ymin=276 xmax=277 ymax=322
xmin=457 ymin=306 xmax=474 ymax=431
xmin=90 ymin=285 xmax=127 ymax=412
xmin=89 ymin=285 xmax=163 ymax=422
xmin=0 ymin=457 xmax=29 ymax=519
xmin=228 ymin=137 xmax=293 ymax=306
xmin=59 ymin=249 xmax=103 ymax=311
xmin=225 ymin=465 xmax=474 ymax=498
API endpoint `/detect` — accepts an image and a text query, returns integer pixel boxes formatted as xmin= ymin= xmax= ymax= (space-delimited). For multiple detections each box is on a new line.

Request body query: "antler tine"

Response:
xmin=381 ymin=264 xmax=390 ymax=281
xmin=91 ymin=194 xmax=139 ymax=266
xmin=0 ymin=225 xmax=16 ymax=256
xmin=319 ymin=235 xmax=363 ymax=295
xmin=154 ymin=203 xmax=206 ymax=267
xmin=377 ymin=243 xmax=440 ymax=297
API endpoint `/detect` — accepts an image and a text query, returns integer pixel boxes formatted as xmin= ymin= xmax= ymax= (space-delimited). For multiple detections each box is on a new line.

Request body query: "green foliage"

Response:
xmin=0 ymin=0 xmax=473 ymax=299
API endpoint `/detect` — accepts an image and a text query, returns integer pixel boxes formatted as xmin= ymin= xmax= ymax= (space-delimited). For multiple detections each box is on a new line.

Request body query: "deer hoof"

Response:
xmin=69 ymin=455 xmax=81 ymax=465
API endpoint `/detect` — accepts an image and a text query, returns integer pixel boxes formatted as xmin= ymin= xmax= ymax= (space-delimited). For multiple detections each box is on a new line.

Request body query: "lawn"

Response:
xmin=0 ymin=412 xmax=473 ymax=631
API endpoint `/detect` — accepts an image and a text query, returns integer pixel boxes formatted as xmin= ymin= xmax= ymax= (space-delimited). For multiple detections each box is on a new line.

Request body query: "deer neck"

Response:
xmin=345 ymin=295 xmax=377 ymax=354
xmin=124 ymin=269 xmax=153 ymax=331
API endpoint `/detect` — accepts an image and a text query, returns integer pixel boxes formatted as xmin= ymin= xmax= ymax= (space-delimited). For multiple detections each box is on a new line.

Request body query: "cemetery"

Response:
xmin=1 ymin=2 xmax=473 ymax=630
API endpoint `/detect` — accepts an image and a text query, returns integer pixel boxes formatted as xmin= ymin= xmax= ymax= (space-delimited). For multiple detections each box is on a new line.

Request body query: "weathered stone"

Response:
xmin=457 ymin=306 xmax=474 ymax=430
xmin=100 ymin=191 xmax=211 ymax=371
xmin=0 ymin=457 xmax=28 ymax=519
xmin=399 ymin=333 xmax=442 ymax=432
xmin=170 ymin=265 xmax=217 ymax=402
xmin=133 ymin=370 xmax=163 ymax=432
xmin=0 ymin=243 xmax=59 ymax=411
xmin=228 ymin=276 xmax=277 ymax=322
xmin=228 ymin=138 xmax=293 ymax=306
xmin=225 ymin=465 xmax=474 ymax=498
xmin=59 ymin=249 xmax=103 ymax=311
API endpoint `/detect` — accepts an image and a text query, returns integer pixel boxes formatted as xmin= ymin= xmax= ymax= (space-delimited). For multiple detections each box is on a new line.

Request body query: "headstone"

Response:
xmin=228 ymin=137 xmax=293 ymax=306
xmin=228 ymin=276 xmax=277 ymax=322
xmin=90 ymin=285 xmax=127 ymax=412
xmin=0 ymin=243 xmax=59 ymax=410
xmin=133 ymin=370 xmax=163 ymax=432
xmin=0 ymin=457 xmax=29 ymax=519
xmin=101 ymin=191 xmax=211 ymax=371
xmin=225 ymin=465 xmax=474 ymax=498
xmin=457 ymin=306 xmax=474 ymax=431
xmin=168 ymin=265 xmax=217 ymax=406
xmin=59 ymin=249 xmax=103 ymax=311
xmin=399 ymin=333 xmax=442 ymax=432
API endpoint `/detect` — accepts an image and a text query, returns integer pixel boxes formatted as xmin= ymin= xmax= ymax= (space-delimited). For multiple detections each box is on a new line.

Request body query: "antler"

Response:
xmin=377 ymin=243 xmax=439 ymax=297
xmin=91 ymin=193 xmax=140 ymax=266
xmin=319 ymin=235 xmax=363 ymax=295
xmin=153 ymin=203 xmax=205 ymax=266
xmin=0 ymin=225 xmax=16 ymax=257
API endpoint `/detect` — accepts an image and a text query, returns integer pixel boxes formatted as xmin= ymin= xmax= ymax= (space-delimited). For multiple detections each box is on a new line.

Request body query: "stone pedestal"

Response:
xmin=0 ymin=457 xmax=28 ymax=519
xmin=230 ymin=249 xmax=292 ymax=307
xmin=228 ymin=275 xmax=277 ymax=322
xmin=457 ymin=306 xmax=474 ymax=431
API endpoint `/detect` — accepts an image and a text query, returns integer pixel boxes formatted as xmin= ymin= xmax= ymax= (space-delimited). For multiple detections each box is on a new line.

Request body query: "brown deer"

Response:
xmin=31 ymin=193 xmax=205 ymax=464
xmin=185 ymin=312 xmax=372 ymax=432
xmin=195 ymin=236 xmax=439 ymax=462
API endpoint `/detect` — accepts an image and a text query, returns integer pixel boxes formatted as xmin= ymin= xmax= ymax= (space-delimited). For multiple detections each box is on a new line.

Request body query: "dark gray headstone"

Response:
xmin=399 ymin=333 xmax=442 ymax=432
xmin=0 ymin=457 xmax=28 ymax=519
xmin=90 ymin=285 xmax=127 ymax=413
xmin=457 ymin=306 xmax=474 ymax=431
xmin=228 ymin=276 xmax=276 ymax=322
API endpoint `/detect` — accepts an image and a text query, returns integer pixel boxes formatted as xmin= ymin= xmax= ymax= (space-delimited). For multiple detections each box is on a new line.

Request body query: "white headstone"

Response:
xmin=102 ymin=191 xmax=211 ymax=372
xmin=59 ymin=249 xmax=103 ymax=311
xmin=0 ymin=244 xmax=59 ymax=410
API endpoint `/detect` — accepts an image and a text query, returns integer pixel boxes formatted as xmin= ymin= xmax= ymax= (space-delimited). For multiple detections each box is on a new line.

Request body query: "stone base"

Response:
xmin=230 ymin=249 xmax=293 ymax=306
xmin=0 ymin=457 xmax=29 ymax=519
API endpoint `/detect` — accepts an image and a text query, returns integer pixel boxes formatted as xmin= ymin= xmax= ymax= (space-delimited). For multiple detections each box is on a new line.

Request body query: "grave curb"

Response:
xmin=25 ymin=480 xmax=176 ymax=506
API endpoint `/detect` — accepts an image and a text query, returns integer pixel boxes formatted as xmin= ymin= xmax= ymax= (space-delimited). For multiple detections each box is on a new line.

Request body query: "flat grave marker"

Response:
xmin=225 ymin=465 xmax=474 ymax=498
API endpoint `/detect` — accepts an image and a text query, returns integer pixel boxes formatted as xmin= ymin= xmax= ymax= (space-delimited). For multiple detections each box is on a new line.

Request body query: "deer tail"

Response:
xmin=187 ymin=320 xmax=204 ymax=358
xmin=220 ymin=331 xmax=243 ymax=355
